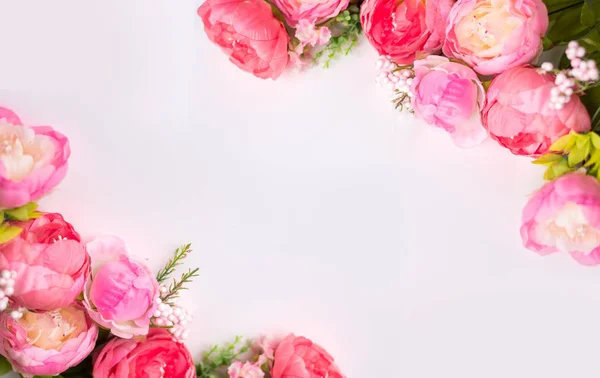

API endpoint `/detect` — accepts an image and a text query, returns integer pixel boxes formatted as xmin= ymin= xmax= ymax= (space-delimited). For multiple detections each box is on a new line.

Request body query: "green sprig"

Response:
xmin=161 ymin=267 xmax=200 ymax=305
xmin=196 ymin=336 xmax=251 ymax=378
xmin=314 ymin=6 xmax=362 ymax=68
xmin=534 ymin=132 xmax=600 ymax=180
xmin=156 ymin=244 xmax=192 ymax=284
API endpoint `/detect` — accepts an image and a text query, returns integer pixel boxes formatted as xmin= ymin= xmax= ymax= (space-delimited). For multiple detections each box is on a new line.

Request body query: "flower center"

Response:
xmin=538 ymin=202 xmax=600 ymax=254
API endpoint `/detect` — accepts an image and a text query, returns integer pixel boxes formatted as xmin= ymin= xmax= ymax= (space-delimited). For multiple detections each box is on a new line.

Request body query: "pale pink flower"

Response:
xmin=411 ymin=55 xmax=487 ymax=148
xmin=521 ymin=173 xmax=600 ymax=265
xmin=0 ymin=213 xmax=89 ymax=311
xmin=228 ymin=361 xmax=265 ymax=378
xmin=0 ymin=304 xmax=98 ymax=377
xmin=0 ymin=107 xmax=70 ymax=210
xmin=82 ymin=236 xmax=159 ymax=338
xmin=443 ymin=0 xmax=549 ymax=75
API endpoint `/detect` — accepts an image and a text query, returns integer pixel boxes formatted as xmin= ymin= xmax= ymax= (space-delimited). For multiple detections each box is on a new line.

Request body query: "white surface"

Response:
xmin=1 ymin=1 xmax=600 ymax=377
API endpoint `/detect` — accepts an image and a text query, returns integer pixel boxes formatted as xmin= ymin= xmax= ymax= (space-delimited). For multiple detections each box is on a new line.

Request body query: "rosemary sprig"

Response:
xmin=156 ymin=244 xmax=192 ymax=284
xmin=162 ymin=267 xmax=200 ymax=305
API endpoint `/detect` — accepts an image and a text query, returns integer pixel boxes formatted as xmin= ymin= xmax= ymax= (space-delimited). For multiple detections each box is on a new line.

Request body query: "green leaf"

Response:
xmin=591 ymin=131 xmax=600 ymax=149
xmin=549 ymin=133 xmax=577 ymax=151
xmin=0 ymin=224 xmax=22 ymax=244
xmin=582 ymin=0 xmax=600 ymax=27
xmin=582 ymin=85 xmax=600 ymax=132
xmin=568 ymin=138 xmax=591 ymax=166
xmin=4 ymin=202 xmax=39 ymax=221
xmin=533 ymin=153 xmax=564 ymax=164
xmin=552 ymin=160 xmax=573 ymax=178
xmin=585 ymin=148 xmax=600 ymax=166
xmin=0 ymin=355 xmax=12 ymax=375
xmin=547 ymin=3 xmax=590 ymax=43
xmin=544 ymin=0 xmax=583 ymax=14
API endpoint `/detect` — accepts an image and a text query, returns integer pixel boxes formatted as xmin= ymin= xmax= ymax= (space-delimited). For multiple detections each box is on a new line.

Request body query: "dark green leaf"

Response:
xmin=543 ymin=37 xmax=555 ymax=50
xmin=544 ymin=0 xmax=583 ymax=14
xmin=547 ymin=3 xmax=590 ymax=43
xmin=581 ymin=85 xmax=600 ymax=132
xmin=582 ymin=0 xmax=600 ymax=27
xmin=0 ymin=355 xmax=11 ymax=375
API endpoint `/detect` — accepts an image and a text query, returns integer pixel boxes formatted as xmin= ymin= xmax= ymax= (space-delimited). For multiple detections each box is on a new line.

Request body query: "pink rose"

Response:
xmin=0 ymin=304 xmax=98 ymax=377
xmin=83 ymin=236 xmax=159 ymax=338
xmin=0 ymin=107 xmax=70 ymax=210
xmin=482 ymin=66 xmax=591 ymax=156
xmin=198 ymin=0 xmax=290 ymax=80
xmin=271 ymin=334 xmax=345 ymax=378
xmin=271 ymin=0 xmax=348 ymax=27
xmin=360 ymin=0 xmax=453 ymax=65
xmin=521 ymin=173 xmax=600 ymax=266
xmin=443 ymin=0 xmax=549 ymax=75
xmin=229 ymin=361 xmax=265 ymax=378
xmin=93 ymin=328 xmax=195 ymax=378
xmin=0 ymin=213 xmax=89 ymax=311
xmin=411 ymin=55 xmax=487 ymax=148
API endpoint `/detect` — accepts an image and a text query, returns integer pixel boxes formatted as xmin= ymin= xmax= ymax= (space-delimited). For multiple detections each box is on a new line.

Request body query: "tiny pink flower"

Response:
xmin=295 ymin=20 xmax=331 ymax=46
xmin=228 ymin=361 xmax=265 ymax=378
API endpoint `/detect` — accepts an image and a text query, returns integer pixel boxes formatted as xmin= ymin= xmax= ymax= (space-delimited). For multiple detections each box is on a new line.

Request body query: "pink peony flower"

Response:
xmin=360 ymin=0 xmax=453 ymax=65
xmin=443 ymin=0 xmax=549 ymax=75
xmin=411 ymin=55 xmax=487 ymax=148
xmin=271 ymin=0 xmax=348 ymax=26
xmin=0 ymin=107 xmax=70 ymax=210
xmin=0 ymin=213 xmax=89 ymax=311
xmin=0 ymin=304 xmax=98 ymax=377
xmin=271 ymin=334 xmax=345 ymax=378
xmin=83 ymin=236 xmax=159 ymax=339
xmin=228 ymin=361 xmax=265 ymax=378
xmin=295 ymin=19 xmax=332 ymax=47
xmin=93 ymin=328 xmax=196 ymax=378
xmin=482 ymin=66 xmax=591 ymax=156
xmin=521 ymin=173 xmax=600 ymax=266
xmin=198 ymin=0 xmax=289 ymax=80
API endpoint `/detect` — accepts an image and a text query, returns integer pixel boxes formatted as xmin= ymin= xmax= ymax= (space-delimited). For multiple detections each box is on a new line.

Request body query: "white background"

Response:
xmin=1 ymin=1 xmax=600 ymax=377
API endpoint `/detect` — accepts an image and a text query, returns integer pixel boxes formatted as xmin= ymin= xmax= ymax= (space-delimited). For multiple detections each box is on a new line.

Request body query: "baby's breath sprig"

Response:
xmin=314 ymin=6 xmax=362 ymax=68
xmin=156 ymin=243 xmax=192 ymax=284
xmin=196 ymin=336 xmax=251 ymax=378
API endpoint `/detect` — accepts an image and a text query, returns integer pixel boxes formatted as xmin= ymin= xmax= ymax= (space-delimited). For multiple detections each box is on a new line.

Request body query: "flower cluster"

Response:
xmin=540 ymin=42 xmax=599 ymax=110
xmin=366 ymin=0 xmax=600 ymax=263
xmin=0 ymin=107 xmax=200 ymax=377
xmin=197 ymin=0 xmax=362 ymax=79
xmin=196 ymin=334 xmax=345 ymax=378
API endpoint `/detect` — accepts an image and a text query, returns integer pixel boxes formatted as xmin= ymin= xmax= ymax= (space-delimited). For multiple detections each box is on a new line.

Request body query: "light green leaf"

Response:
xmin=0 ymin=224 xmax=22 ymax=244
xmin=0 ymin=355 xmax=11 ymax=375
xmin=569 ymin=139 xmax=591 ymax=166
xmin=549 ymin=133 xmax=577 ymax=151
xmin=533 ymin=153 xmax=564 ymax=164
xmin=549 ymin=160 xmax=572 ymax=180
xmin=590 ymin=131 xmax=600 ymax=149
xmin=584 ymin=148 xmax=600 ymax=166
xmin=4 ymin=202 xmax=39 ymax=221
